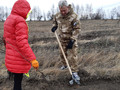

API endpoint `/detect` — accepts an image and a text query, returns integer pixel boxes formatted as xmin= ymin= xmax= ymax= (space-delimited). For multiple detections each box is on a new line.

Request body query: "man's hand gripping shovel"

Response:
xmin=54 ymin=31 xmax=80 ymax=85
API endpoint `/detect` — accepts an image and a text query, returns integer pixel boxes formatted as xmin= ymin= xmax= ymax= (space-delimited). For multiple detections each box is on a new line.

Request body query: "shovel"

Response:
xmin=54 ymin=31 xmax=80 ymax=85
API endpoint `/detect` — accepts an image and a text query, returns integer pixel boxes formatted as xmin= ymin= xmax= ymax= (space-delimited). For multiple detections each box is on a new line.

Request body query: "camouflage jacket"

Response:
xmin=52 ymin=5 xmax=81 ymax=43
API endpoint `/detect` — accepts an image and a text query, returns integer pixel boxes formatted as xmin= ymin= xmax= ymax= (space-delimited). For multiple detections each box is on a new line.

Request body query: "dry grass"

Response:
xmin=0 ymin=20 xmax=120 ymax=81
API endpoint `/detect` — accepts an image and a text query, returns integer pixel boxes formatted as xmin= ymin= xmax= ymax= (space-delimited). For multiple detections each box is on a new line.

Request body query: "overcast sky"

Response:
xmin=0 ymin=0 xmax=120 ymax=13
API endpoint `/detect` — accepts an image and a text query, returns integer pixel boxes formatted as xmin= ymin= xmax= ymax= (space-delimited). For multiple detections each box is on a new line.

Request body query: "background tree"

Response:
xmin=0 ymin=7 xmax=5 ymax=21
xmin=37 ymin=7 xmax=42 ymax=21
xmin=76 ymin=5 xmax=80 ymax=15
xmin=94 ymin=8 xmax=106 ymax=19
xmin=110 ymin=8 xmax=117 ymax=19
xmin=116 ymin=6 xmax=120 ymax=19
xmin=5 ymin=7 xmax=9 ymax=19
xmin=0 ymin=3 xmax=120 ymax=21
xmin=43 ymin=12 xmax=46 ymax=21
xmin=31 ymin=7 xmax=37 ymax=21
xmin=47 ymin=4 xmax=56 ymax=20
xmin=47 ymin=11 xmax=53 ymax=20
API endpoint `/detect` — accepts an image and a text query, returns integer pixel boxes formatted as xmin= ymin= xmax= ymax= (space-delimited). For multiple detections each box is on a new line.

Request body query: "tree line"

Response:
xmin=0 ymin=4 xmax=120 ymax=21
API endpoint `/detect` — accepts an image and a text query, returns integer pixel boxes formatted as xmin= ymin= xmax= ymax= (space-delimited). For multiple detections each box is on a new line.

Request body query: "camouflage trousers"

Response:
xmin=59 ymin=41 xmax=78 ymax=72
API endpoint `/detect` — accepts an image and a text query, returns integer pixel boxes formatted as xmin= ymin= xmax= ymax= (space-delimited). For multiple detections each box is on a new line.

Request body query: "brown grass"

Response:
xmin=0 ymin=20 xmax=120 ymax=81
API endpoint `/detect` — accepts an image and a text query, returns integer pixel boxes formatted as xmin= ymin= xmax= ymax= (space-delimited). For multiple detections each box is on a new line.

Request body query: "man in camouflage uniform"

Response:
xmin=51 ymin=0 xmax=81 ymax=78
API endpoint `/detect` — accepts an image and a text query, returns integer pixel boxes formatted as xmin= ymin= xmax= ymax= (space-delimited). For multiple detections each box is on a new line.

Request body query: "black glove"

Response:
xmin=67 ymin=40 xmax=75 ymax=49
xmin=51 ymin=26 xmax=58 ymax=32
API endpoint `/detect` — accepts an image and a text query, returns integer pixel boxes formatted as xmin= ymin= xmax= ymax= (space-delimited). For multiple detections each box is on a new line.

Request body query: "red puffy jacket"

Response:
xmin=3 ymin=0 xmax=36 ymax=73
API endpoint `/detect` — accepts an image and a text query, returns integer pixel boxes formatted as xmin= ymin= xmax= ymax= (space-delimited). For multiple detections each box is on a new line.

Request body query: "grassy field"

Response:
xmin=0 ymin=20 xmax=120 ymax=90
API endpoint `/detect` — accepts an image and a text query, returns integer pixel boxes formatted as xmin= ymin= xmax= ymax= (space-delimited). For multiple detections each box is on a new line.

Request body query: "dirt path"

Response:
xmin=0 ymin=78 xmax=120 ymax=90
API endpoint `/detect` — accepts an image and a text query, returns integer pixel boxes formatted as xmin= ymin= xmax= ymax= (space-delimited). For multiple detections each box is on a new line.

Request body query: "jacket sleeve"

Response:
xmin=71 ymin=15 xmax=81 ymax=41
xmin=15 ymin=18 xmax=36 ymax=62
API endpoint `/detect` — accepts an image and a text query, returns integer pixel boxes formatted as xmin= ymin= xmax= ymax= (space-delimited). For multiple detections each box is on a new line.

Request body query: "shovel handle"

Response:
xmin=55 ymin=32 xmax=72 ymax=75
